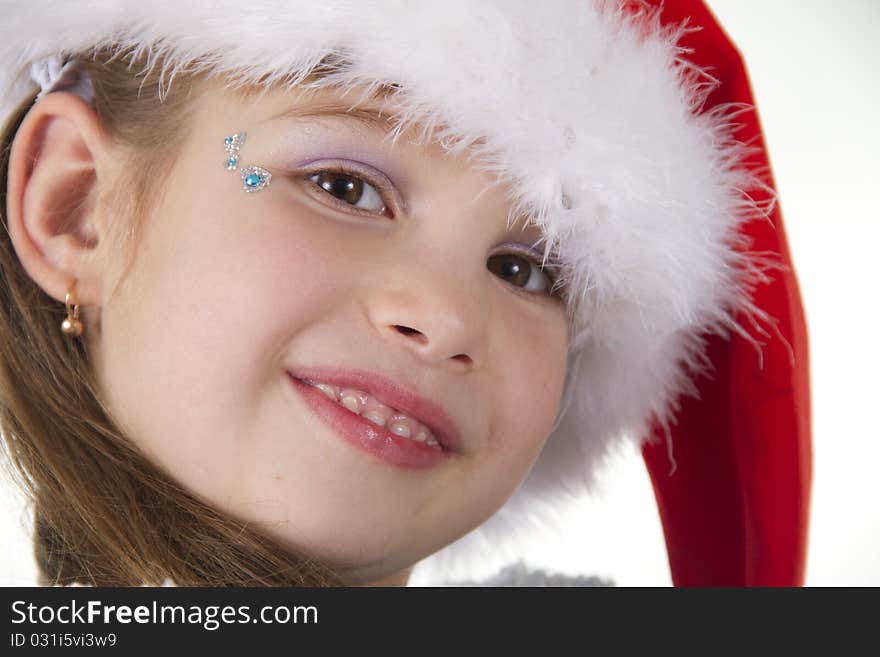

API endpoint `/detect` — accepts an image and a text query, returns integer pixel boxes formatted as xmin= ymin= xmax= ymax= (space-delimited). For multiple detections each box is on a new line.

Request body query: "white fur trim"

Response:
xmin=0 ymin=0 xmax=774 ymax=581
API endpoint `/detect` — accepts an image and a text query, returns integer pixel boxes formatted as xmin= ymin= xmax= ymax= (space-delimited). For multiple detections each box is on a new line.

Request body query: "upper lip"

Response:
xmin=287 ymin=366 xmax=463 ymax=453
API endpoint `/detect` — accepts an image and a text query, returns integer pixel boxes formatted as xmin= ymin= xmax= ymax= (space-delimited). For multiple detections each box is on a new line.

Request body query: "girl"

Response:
xmin=0 ymin=0 xmax=811 ymax=586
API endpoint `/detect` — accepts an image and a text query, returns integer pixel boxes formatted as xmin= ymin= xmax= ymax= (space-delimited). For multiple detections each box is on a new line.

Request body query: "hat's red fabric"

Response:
xmin=634 ymin=0 xmax=813 ymax=586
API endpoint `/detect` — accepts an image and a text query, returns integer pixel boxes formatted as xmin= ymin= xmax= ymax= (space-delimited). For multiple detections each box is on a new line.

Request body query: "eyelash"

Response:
xmin=302 ymin=165 xmax=565 ymax=300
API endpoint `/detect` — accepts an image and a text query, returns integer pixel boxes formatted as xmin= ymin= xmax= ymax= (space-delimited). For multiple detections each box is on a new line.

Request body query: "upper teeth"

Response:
xmin=305 ymin=380 xmax=440 ymax=447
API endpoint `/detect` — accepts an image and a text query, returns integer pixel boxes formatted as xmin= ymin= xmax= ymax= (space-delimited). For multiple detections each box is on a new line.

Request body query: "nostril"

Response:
xmin=394 ymin=325 xmax=427 ymax=344
xmin=393 ymin=326 xmax=472 ymax=364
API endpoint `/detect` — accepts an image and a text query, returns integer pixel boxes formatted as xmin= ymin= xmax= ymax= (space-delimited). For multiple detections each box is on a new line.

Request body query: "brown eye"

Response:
xmin=309 ymin=171 xmax=386 ymax=213
xmin=487 ymin=253 xmax=555 ymax=295
xmin=313 ymin=172 xmax=362 ymax=203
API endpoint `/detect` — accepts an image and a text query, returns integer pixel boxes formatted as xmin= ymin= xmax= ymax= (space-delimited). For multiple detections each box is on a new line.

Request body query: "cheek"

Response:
xmin=475 ymin=305 xmax=570 ymax=501
xmin=93 ymin=178 xmax=343 ymax=482
xmin=498 ymin=304 xmax=568 ymax=443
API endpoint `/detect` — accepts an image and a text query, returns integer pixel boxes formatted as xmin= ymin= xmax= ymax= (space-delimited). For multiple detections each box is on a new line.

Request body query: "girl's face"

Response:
xmin=91 ymin=81 xmax=571 ymax=584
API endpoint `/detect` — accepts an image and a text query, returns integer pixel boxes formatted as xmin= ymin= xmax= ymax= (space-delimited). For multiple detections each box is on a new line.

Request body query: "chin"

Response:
xmin=252 ymin=516 xmax=427 ymax=582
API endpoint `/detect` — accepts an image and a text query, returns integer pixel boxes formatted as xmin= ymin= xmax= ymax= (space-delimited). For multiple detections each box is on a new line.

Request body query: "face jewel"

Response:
xmin=224 ymin=132 xmax=246 ymax=151
xmin=223 ymin=132 xmax=246 ymax=171
xmin=240 ymin=166 xmax=272 ymax=193
xmin=224 ymin=131 xmax=271 ymax=192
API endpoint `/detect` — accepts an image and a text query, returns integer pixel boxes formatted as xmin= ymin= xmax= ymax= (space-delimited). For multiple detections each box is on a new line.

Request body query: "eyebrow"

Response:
xmin=508 ymin=215 xmax=547 ymax=243
xmin=266 ymin=102 xmax=399 ymax=133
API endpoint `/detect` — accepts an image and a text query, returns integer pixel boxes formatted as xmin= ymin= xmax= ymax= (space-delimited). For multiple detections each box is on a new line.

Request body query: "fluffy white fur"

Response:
xmin=0 ymin=0 xmax=775 ymax=582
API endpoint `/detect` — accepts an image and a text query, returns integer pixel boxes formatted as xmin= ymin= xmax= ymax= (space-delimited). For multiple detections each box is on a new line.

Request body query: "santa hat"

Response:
xmin=0 ymin=0 xmax=811 ymax=585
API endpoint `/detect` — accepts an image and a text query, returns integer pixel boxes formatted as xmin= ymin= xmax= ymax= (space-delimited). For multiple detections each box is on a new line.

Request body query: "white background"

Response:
xmin=3 ymin=1 xmax=879 ymax=586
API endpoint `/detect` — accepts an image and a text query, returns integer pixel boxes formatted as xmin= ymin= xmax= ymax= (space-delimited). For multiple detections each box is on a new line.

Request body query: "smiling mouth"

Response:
xmin=300 ymin=379 xmax=441 ymax=447
xmin=285 ymin=367 xmax=462 ymax=455
xmin=287 ymin=374 xmax=454 ymax=469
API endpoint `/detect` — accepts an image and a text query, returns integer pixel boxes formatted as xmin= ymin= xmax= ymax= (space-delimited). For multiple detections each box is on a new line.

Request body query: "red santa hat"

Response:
xmin=0 ymin=0 xmax=811 ymax=585
xmin=637 ymin=0 xmax=812 ymax=586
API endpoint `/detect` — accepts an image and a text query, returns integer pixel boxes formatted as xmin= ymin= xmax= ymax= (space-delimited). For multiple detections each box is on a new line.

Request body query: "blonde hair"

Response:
xmin=0 ymin=48 xmax=344 ymax=586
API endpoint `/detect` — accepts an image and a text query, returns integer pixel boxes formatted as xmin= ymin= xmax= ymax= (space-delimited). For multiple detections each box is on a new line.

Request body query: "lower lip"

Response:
xmin=287 ymin=374 xmax=448 ymax=469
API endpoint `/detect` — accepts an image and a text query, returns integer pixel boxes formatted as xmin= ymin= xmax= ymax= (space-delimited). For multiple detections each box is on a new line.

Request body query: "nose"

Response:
xmin=367 ymin=254 xmax=487 ymax=370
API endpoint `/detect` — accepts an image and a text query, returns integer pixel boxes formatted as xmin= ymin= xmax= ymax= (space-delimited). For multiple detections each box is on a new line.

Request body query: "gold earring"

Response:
xmin=61 ymin=283 xmax=83 ymax=337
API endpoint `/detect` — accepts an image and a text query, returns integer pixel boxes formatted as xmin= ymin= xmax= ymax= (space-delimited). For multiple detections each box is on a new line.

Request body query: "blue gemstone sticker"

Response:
xmin=239 ymin=165 xmax=272 ymax=193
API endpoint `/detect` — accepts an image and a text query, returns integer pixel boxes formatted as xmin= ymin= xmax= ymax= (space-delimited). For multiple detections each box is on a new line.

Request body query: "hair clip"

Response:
xmin=224 ymin=132 xmax=272 ymax=193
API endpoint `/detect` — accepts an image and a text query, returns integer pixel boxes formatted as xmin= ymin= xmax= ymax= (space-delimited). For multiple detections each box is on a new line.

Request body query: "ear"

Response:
xmin=6 ymin=91 xmax=117 ymax=309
